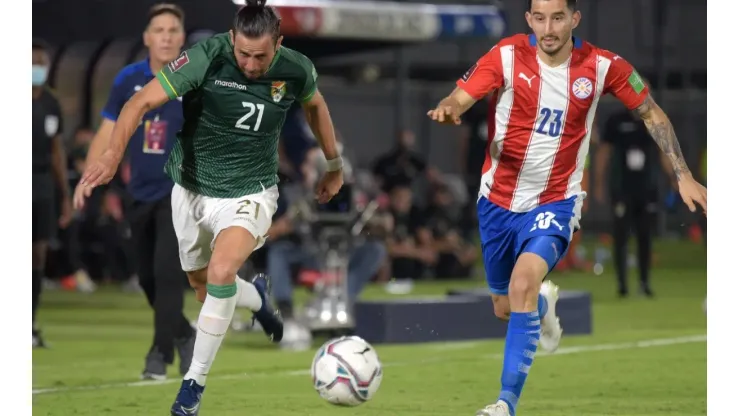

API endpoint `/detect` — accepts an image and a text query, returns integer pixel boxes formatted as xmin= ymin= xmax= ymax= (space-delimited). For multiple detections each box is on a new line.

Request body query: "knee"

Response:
xmin=509 ymin=257 xmax=545 ymax=298
xmin=207 ymin=262 xmax=238 ymax=286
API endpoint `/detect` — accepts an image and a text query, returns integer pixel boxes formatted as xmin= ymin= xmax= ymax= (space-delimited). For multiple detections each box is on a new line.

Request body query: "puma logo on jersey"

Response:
xmin=214 ymin=79 xmax=247 ymax=91
xmin=518 ymin=72 xmax=537 ymax=88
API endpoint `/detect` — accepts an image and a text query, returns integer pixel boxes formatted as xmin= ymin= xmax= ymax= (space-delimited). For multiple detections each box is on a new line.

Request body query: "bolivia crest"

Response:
xmin=271 ymin=81 xmax=286 ymax=102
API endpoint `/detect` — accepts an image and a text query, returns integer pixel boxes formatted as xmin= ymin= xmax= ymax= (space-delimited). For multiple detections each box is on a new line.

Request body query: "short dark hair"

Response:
xmin=233 ymin=0 xmax=281 ymax=41
xmin=527 ymin=0 xmax=578 ymax=12
xmin=32 ymin=39 xmax=49 ymax=53
xmin=147 ymin=3 xmax=185 ymax=27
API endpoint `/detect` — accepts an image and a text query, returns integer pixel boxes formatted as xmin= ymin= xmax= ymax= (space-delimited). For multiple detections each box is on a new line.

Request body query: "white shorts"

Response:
xmin=171 ymin=183 xmax=279 ymax=272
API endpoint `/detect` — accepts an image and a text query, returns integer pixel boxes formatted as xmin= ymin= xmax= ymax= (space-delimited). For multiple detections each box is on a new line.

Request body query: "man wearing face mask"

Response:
xmin=32 ymin=40 xmax=74 ymax=348
xmin=74 ymin=4 xmax=194 ymax=380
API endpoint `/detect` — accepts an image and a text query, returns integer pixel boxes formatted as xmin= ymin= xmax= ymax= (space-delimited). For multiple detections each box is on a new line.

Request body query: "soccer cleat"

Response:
xmin=141 ymin=349 xmax=167 ymax=381
xmin=170 ymin=379 xmax=205 ymax=416
xmin=250 ymin=273 xmax=284 ymax=343
xmin=475 ymin=400 xmax=511 ymax=415
xmin=175 ymin=332 xmax=196 ymax=377
xmin=538 ymin=280 xmax=564 ymax=353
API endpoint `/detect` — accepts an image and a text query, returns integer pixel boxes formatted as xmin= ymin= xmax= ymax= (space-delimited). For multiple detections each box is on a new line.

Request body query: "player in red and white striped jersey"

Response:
xmin=427 ymin=1 xmax=707 ymax=415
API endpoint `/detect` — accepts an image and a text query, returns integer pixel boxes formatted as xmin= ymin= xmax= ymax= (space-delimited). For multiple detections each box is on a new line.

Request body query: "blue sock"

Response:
xmin=498 ymin=311 xmax=541 ymax=416
xmin=537 ymin=294 xmax=548 ymax=319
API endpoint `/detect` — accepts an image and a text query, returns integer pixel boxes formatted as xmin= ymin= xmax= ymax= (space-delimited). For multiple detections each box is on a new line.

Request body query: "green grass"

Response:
xmin=33 ymin=241 xmax=707 ymax=415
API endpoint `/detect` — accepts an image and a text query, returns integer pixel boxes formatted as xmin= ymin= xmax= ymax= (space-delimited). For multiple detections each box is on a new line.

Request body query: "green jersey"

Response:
xmin=156 ymin=33 xmax=318 ymax=198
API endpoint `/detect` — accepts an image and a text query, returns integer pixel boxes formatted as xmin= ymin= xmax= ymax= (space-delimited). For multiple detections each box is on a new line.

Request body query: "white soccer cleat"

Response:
xmin=475 ymin=400 xmax=511 ymax=416
xmin=538 ymin=280 xmax=564 ymax=353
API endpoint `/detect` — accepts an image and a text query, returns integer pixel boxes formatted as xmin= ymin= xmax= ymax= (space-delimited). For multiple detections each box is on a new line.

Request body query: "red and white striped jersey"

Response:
xmin=457 ymin=34 xmax=649 ymax=213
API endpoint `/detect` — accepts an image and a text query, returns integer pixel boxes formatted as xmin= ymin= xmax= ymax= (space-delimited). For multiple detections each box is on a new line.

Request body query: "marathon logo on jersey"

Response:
xmin=271 ymin=81 xmax=286 ymax=102
xmin=168 ymin=52 xmax=190 ymax=73
xmin=214 ymin=80 xmax=247 ymax=91
xmin=461 ymin=63 xmax=478 ymax=83
xmin=628 ymin=70 xmax=645 ymax=94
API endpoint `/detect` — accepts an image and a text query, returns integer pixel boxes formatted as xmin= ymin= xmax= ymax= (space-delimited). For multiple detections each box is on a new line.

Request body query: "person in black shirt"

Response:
xmin=32 ymin=40 xmax=73 ymax=347
xmin=373 ymin=130 xmax=435 ymax=194
xmin=384 ymin=185 xmax=437 ymax=279
xmin=594 ymin=107 xmax=674 ymax=297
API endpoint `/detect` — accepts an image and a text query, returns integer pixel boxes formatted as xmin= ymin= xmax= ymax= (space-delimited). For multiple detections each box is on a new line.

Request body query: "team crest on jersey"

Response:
xmin=271 ymin=81 xmax=286 ymax=102
xmin=168 ymin=52 xmax=190 ymax=72
xmin=572 ymin=77 xmax=593 ymax=99
xmin=44 ymin=115 xmax=59 ymax=136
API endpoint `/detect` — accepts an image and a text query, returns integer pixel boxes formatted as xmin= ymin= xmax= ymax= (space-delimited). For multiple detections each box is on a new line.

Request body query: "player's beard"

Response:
xmin=539 ymin=36 xmax=565 ymax=55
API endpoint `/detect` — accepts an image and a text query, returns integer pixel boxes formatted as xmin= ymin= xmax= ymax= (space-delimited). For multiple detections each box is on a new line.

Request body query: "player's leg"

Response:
xmin=612 ymin=199 xmax=631 ymax=296
xmin=484 ymin=200 xmax=576 ymax=416
xmin=171 ymin=187 xmax=281 ymax=416
xmin=32 ymin=199 xmax=53 ymax=348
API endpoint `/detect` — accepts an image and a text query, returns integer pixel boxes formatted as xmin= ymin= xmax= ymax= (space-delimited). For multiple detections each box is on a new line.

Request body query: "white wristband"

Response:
xmin=325 ymin=157 xmax=343 ymax=172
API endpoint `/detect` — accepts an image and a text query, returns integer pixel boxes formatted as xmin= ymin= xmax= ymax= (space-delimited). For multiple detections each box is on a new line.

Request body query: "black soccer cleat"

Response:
xmin=250 ymin=273 xmax=283 ymax=343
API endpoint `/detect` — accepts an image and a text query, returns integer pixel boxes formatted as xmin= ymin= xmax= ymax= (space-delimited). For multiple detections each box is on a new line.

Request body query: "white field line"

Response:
xmin=32 ymin=334 xmax=706 ymax=395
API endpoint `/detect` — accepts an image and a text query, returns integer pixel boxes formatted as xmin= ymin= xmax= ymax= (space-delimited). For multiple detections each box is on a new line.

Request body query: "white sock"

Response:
xmin=236 ymin=277 xmax=263 ymax=311
xmin=184 ymin=293 xmax=237 ymax=385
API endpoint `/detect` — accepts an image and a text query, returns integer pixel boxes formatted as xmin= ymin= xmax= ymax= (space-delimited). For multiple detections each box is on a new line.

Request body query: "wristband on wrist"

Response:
xmin=326 ymin=157 xmax=343 ymax=172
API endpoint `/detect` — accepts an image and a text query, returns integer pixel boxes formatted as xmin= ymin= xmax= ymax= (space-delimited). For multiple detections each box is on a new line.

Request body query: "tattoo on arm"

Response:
xmin=632 ymin=95 xmax=691 ymax=180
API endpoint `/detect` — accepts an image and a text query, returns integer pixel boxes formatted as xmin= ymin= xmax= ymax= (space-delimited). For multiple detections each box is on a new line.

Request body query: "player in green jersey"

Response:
xmin=77 ymin=1 xmax=344 ymax=414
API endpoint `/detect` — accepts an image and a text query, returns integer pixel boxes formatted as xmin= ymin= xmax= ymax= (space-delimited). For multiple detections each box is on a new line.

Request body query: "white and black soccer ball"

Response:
xmin=311 ymin=336 xmax=383 ymax=406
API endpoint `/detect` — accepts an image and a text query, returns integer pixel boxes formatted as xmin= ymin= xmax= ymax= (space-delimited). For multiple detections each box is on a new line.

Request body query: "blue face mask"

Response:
xmin=32 ymin=65 xmax=48 ymax=86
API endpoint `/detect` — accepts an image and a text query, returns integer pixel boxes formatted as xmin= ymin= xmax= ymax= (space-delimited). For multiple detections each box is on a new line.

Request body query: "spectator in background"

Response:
xmin=459 ymin=99 xmax=490 ymax=206
xmin=373 ymin=129 xmax=439 ymax=194
xmin=594 ymin=103 xmax=675 ymax=298
xmin=32 ymin=40 xmax=74 ymax=347
xmin=384 ymin=185 xmax=437 ymax=280
xmin=75 ymin=3 xmax=194 ymax=380
xmin=420 ymin=184 xmax=478 ymax=278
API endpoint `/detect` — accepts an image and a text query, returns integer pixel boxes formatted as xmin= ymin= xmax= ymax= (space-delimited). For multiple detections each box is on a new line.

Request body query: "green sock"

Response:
xmin=206 ymin=282 xmax=237 ymax=299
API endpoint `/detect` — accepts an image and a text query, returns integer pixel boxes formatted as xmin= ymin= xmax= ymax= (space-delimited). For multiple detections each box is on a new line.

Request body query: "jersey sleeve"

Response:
xmin=604 ymin=55 xmax=649 ymax=110
xmin=297 ymin=53 xmax=318 ymax=103
xmin=156 ymin=41 xmax=213 ymax=100
xmin=101 ymin=70 xmax=130 ymax=121
xmin=50 ymin=94 xmax=64 ymax=136
xmin=455 ymin=46 xmax=505 ymax=100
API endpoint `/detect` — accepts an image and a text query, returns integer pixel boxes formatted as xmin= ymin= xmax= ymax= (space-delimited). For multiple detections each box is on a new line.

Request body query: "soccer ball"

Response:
xmin=311 ymin=336 xmax=383 ymax=406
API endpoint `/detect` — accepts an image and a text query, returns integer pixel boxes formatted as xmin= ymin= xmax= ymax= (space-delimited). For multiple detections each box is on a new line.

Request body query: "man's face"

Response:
xmin=390 ymin=187 xmax=413 ymax=213
xmin=32 ymin=48 xmax=49 ymax=86
xmin=231 ymin=31 xmax=283 ymax=79
xmin=526 ymin=0 xmax=580 ymax=56
xmin=144 ymin=13 xmax=185 ymax=64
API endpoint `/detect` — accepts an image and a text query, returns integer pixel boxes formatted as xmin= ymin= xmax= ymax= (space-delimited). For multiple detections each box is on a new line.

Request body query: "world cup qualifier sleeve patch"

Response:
xmin=168 ymin=52 xmax=190 ymax=73
xmin=628 ymin=70 xmax=645 ymax=94
xmin=462 ymin=63 xmax=478 ymax=82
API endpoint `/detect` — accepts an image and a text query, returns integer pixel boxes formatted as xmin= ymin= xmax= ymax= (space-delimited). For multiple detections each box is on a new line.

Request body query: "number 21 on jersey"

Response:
xmin=235 ymin=102 xmax=264 ymax=132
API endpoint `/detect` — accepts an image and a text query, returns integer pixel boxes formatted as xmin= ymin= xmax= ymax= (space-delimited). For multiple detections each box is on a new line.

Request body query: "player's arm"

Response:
xmin=430 ymin=48 xmax=504 ymax=125
xmin=87 ymin=70 xmax=130 ymax=164
xmin=299 ymin=61 xmax=341 ymax=166
xmin=107 ymin=47 xmax=209 ymax=158
xmin=631 ymin=95 xmax=691 ymax=181
xmin=605 ymin=58 xmax=691 ymax=181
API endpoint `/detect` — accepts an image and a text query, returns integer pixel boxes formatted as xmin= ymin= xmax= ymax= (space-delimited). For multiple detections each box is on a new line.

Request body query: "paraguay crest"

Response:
xmin=271 ymin=81 xmax=286 ymax=102
xmin=572 ymin=77 xmax=593 ymax=100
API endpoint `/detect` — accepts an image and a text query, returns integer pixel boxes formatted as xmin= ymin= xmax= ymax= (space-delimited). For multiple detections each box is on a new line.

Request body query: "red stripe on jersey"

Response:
xmin=489 ymin=49 xmax=541 ymax=209
xmin=539 ymin=52 xmax=597 ymax=204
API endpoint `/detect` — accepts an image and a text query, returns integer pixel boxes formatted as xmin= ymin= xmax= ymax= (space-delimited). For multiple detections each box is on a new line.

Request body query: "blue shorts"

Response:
xmin=477 ymin=196 xmax=579 ymax=295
